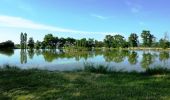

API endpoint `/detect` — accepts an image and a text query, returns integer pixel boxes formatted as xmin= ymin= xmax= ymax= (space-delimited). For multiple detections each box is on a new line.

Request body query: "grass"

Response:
xmin=1 ymin=65 xmax=170 ymax=100
xmin=84 ymin=63 xmax=111 ymax=74
xmin=145 ymin=67 xmax=170 ymax=75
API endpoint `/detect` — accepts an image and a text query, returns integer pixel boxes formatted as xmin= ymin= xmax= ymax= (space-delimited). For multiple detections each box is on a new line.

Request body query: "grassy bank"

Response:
xmin=1 ymin=66 xmax=170 ymax=100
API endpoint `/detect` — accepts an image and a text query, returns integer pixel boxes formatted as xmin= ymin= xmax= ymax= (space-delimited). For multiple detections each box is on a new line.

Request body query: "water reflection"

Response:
xmin=28 ymin=49 xmax=35 ymax=59
xmin=141 ymin=52 xmax=155 ymax=68
xmin=1 ymin=49 xmax=170 ymax=72
xmin=103 ymin=50 xmax=129 ymax=63
xmin=20 ymin=49 xmax=27 ymax=64
xmin=159 ymin=51 xmax=170 ymax=61
xmin=42 ymin=49 xmax=63 ymax=62
xmin=0 ymin=49 xmax=14 ymax=56
xmin=128 ymin=51 xmax=138 ymax=65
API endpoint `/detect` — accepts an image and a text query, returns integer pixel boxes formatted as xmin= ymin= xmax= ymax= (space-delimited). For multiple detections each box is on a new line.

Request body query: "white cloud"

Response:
xmin=91 ymin=14 xmax=109 ymax=20
xmin=0 ymin=15 xmax=118 ymax=35
xmin=0 ymin=15 xmax=127 ymax=44
xmin=0 ymin=15 xmax=77 ymax=33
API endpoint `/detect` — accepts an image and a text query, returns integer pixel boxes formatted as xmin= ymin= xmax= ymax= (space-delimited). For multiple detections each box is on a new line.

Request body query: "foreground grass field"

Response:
xmin=1 ymin=66 xmax=170 ymax=100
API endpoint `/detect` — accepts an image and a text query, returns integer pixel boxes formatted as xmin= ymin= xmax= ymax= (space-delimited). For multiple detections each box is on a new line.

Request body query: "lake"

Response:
xmin=0 ymin=49 xmax=170 ymax=72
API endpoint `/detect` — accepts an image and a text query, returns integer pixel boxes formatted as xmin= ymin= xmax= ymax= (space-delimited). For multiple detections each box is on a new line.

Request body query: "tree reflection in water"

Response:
xmin=104 ymin=50 xmax=129 ymax=63
xmin=141 ymin=52 xmax=155 ymax=68
xmin=20 ymin=49 xmax=27 ymax=64
xmin=27 ymin=49 xmax=35 ymax=59
xmin=159 ymin=52 xmax=170 ymax=61
xmin=0 ymin=49 xmax=14 ymax=56
xmin=128 ymin=51 xmax=138 ymax=65
xmin=159 ymin=51 xmax=170 ymax=66
xmin=17 ymin=49 xmax=170 ymax=69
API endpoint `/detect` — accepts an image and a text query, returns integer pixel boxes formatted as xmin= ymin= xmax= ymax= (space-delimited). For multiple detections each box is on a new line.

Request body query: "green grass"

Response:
xmin=1 ymin=66 xmax=170 ymax=100
xmin=84 ymin=63 xmax=111 ymax=74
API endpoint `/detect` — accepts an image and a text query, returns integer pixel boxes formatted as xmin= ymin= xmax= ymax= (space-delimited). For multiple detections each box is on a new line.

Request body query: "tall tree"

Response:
xmin=44 ymin=34 xmax=55 ymax=48
xmin=141 ymin=30 xmax=154 ymax=47
xmin=128 ymin=33 xmax=138 ymax=47
xmin=28 ymin=37 xmax=35 ymax=49
xmin=87 ymin=38 xmax=95 ymax=48
xmin=104 ymin=35 xmax=113 ymax=48
xmin=24 ymin=33 xmax=27 ymax=49
xmin=159 ymin=32 xmax=170 ymax=49
xmin=35 ymin=41 xmax=41 ymax=49
xmin=20 ymin=32 xmax=27 ymax=49
xmin=112 ymin=35 xmax=126 ymax=48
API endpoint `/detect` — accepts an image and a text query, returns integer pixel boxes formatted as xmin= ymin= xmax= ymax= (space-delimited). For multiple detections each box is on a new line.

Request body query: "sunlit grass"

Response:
xmin=1 ymin=65 xmax=170 ymax=100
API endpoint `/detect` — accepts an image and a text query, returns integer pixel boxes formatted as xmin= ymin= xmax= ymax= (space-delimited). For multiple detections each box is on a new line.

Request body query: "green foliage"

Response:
xmin=104 ymin=34 xmax=128 ymax=48
xmin=112 ymin=35 xmax=127 ymax=48
xmin=35 ymin=41 xmax=41 ymax=49
xmin=0 ymin=40 xmax=14 ymax=49
xmin=104 ymin=35 xmax=113 ymax=48
xmin=128 ymin=33 xmax=138 ymax=47
xmin=141 ymin=30 xmax=155 ymax=47
xmin=7 ymin=31 xmax=170 ymax=49
xmin=159 ymin=39 xmax=170 ymax=49
xmin=27 ymin=37 xmax=34 ymax=49
xmin=20 ymin=32 xmax=27 ymax=49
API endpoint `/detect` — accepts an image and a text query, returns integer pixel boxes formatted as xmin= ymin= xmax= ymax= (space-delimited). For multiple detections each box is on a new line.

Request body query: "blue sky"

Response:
xmin=0 ymin=0 xmax=170 ymax=43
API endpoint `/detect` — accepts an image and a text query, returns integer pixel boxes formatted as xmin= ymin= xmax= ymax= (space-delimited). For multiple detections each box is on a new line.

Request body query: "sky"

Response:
xmin=0 ymin=0 xmax=170 ymax=44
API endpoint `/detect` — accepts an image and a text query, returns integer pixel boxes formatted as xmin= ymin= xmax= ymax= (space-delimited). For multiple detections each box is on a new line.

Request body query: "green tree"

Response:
xmin=95 ymin=40 xmax=104 ymax=47
xmin=35 ymin=41 xmax=41 ymax=49
xmin=44 ymin=34 xmax=56 ymax=48
xmin=28 ymin=37 xmax=34 ymax=49
xmin=141 ymin=30 xmax=155 ymax=47
xmin=0 ymin=40 xmax=14 ymax=49
xmin=87 ymin=38 xmax=95 ymax=48
xmin=112 ymin=35 xmax=127 ymax=48
xmin=128 ymin=33 xmax=138 ymax=47
xmin=20 ymin=32 xmax=27 ymax=49
xmin=159 ymin=33 xmax=170 ymax=49
xmin=104 ymin=35 xmax=113 ymax=48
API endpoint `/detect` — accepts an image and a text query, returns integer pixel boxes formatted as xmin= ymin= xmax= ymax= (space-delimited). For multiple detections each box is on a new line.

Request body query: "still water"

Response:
xmin=0 ymin=49 xmax=170 ymax=72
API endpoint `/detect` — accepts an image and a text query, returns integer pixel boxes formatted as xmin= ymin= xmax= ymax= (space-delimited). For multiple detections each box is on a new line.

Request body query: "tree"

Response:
xmin=128 ymin=33 xmax=138 ymax=47
xmin=159 ymin=32 xmax=170 ymax=49
xmin=44 ymin=34 xmax=55 ymax=48
xmin=104 ymin=35 xmax=113 ymax=48
xmin=28 ymin=37 xmax=34 ymax=49
xmin=112 ymin=35 xmax=127 ymax=48
xmin=86 ymin=38 xmax=95 ymax=48
xmin=95 ymin=40 xmax=104 ymax=47
xmin=24 ymin=33 xmax=27 ymax=49
xmin=20 ymin=32 xmax=27 ymax=49
xmin=141 ymin=30 xmax=154 ymax=47
xmin=35 ymin=41 xmax=41 ymax=49
xmin=0 ymin=40 xmax=14 ymax=49
xmin=65 ymin=37 xmax=76 ymax=47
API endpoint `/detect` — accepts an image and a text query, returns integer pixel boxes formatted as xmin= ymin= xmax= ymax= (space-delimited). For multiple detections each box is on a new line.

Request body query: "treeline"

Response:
xmin=24 ymin=33 xmax=104 ymax=49
xmin=27 ymin=30 xmax=169 ymax=49
xmin=0 ymin=30 xmax=170 ymax=49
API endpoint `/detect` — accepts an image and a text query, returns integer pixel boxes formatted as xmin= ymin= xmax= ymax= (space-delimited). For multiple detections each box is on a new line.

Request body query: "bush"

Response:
xmin=0 ymin=40 xmax=14 ymax=49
